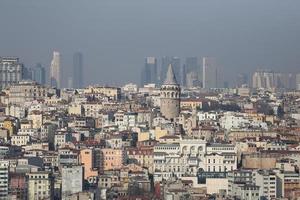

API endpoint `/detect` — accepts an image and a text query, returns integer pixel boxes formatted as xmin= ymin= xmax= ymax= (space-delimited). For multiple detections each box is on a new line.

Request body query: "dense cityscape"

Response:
xmin=0 ymin=53 xmax=299 ymax=200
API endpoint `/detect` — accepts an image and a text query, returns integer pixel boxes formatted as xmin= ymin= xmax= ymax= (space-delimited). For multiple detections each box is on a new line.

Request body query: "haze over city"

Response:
xmin=1 ymin=0 xmax=300 ymax=86
xmin=2 ymin=1 xmax=300 ymax=199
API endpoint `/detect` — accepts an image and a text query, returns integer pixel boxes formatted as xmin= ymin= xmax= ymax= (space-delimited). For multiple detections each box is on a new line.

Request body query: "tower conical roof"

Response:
xmin=164 ymin=64 xmax=178 ymax=85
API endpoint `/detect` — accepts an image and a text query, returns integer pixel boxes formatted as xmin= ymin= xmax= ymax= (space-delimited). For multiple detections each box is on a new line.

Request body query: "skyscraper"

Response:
xmin=0 ymin=57 xmax=23 ymax=90
xmin=236 ymin=73 xmax=248 ymax=88
xmin=181 ymin=64 xmax=186 ymax=86
xmin=32 ymin=63 xmax=46 ymax=85
xmin=202 ymin=57 xmax=218 ymax=89
xmin=296 ymin=73 xmax=300 ymax=90
xmin=160 ymin=56 xmax=171 ymax=85
xmin=185 ymin=57 xmax=198 ymax=74
xmin=252 ymin=70 xmax=282 ymax=89
xmin=185 ymin=57 xmax=199 ymax=87
xmin=141 ymin=57 xmax=157 ymax=86
xmin=170 ymin=57 xmax=181 ymax=85
xmin=73 ymin=52 xmax=83 ymax=88
xmin=50 ymin=51 xmax=61 ymax=88
xmin=23 ymin=67 xmax=33 ymax=80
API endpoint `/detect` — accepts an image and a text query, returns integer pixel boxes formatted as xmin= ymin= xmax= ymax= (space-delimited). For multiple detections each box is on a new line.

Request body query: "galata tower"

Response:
xmin=160 ymin=64 xmax=180 ymax=120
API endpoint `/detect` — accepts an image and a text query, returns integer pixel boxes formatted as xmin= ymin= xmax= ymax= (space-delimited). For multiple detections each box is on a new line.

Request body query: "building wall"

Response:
xmin=206 ymin=178 xmax=228 ymax=194
xmin=101 ymin=148 xmax=124 ymax=171
xmin=0 ymin=57 xmax=23 ymax=90
xmin=0 ymin=161 xmax=9 ymax=198
xmin=62 ymin=165 xmax=83 ymax=198
xmin=27 ymin=172 xmax=53 ymax=200
xmin=160 ymin=98 xmax=180 ymax=120
xmin=242 ymin=155 xmax=276 ymax=169
xmin=80 ymin=149 xmax=98 ymax=180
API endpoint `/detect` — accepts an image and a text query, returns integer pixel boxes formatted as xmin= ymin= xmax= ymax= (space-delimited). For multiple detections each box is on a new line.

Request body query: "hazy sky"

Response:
xmin=0 ymin=0 xmax=300 ymax=86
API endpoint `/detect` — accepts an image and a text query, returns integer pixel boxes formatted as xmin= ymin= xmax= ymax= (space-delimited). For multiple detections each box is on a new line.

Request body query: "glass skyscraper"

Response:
xmin=73 ymin=52 xmax=83 ymax=88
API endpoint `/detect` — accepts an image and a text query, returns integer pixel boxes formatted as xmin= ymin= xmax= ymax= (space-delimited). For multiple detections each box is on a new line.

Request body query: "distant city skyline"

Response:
xmin=1 ymin=0 xmax=300 ymax=86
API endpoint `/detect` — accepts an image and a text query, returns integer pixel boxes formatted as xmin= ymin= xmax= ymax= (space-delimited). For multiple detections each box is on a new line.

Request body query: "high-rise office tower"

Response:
xmin=0 ymin=57 xmax=23 ymax=90
xmin=202 ymin=57 xmax=218 ymax=89
xmin=185 ymin=57 xmax=198 ymax=74
xmin=67 ymin=77 xmax=73 ymax=89
xmin=160 ymin=64 xmax=180 ymax=120
xmin=73 ymin=52 xmax=83 ymax=88
xmin=185 ymin=57 xmax=199 ymax=87
xmin=141 ymin=57 xmax=157 ymax=86
xmin=296 ymin=73 xmax=300 ymax=90
xmin=181 ymin=64 xmax=187 ymax=86
xmin=186 ymin=72 xmax=200 ymax=88
xmin=23 ymin=67 xmax=33 ymax=80
xmin=171 ymin=57 xmax=181 ymax=85
xmin=32 ymin=63 xmax=46 ymax=85
xmin=50 ymin=51 xmax=61 ymax=88
xmin=236 ymin=73 xmax=248 ymax=88
xmin=160 ymin=56 xmax=171 ymax=85
xmin=252 ymin=71 xmax=264 ymax=88
xmin=284 ymin=73 xmax=296 ymax=89
xmin=252 ymin=70 xmax=281 ymax=89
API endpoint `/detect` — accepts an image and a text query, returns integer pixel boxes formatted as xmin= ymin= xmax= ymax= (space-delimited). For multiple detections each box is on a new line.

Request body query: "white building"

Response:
xmin=5 ymin=104 xmax=26 ymax=119
xmin=220 ymin=112 xmax=250 ymax=130
xmin=54 ymin=132 xmax=72 ymax=150
xmin=11 ymin=135 xmax=31 ymax=146
xmin=153 ymin=138 xmax=222 ymax=182
xmin=27 ymin=172 xmax=54 ymax=200
xmin=122 ymin=83 xmax=138 ymax=93
xmin=252 ymin=170 xmax=281 ymax=199
xmin=197 ymin=111 xmax=219 ymax=121
xmin=0 ymin=57 xmax=23 ymax=90
xmin=0 ymin=160 xmax=9 ymax=198
xmin=205 ymin=144 xmax=237 ymax=172
xmin=18 ymin=128 xmax=39 ymax=139
xmin=62 ymin=165 xmax=83 ymax=199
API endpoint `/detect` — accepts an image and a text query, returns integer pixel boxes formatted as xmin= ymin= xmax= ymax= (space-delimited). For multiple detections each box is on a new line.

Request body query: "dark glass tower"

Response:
xmin=32 ymin=63 xmax=46 ymax=85
xmin=73 ymin=52 xmax=83 ymax=88
xmin=141 ymin=57 xmax=157 ymax=86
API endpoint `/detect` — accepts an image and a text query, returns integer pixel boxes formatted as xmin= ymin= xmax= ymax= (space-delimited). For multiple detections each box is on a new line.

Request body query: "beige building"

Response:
xmin=68 ymin=103 xmax=84 ymax=116
xmin=138 ymin=131 xmax=150 ymax=142
xmin=101 ymin=148 xmax=124 ymax=171
xmin=27 ymin=111 xmax=43 ymax=129
xmin=4 ymin=81 xmax=54 ymax=105
xmin=27 ymin=172 xmax=54 ymax=200
xmin=228 ymin=130 xmax=278 ymax=142
xmin=127 ymin=147 xmax=154 ymax=173
xmin=84 ymin=86 xmax=121 ymax=101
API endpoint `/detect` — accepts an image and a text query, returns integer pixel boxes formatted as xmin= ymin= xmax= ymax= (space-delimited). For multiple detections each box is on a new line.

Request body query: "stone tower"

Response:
xmin=160 ymin=64 xmax=180 ymax=120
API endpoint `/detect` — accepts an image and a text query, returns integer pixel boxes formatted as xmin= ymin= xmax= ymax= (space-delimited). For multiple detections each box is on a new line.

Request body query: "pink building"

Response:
xmin=101 ymin=148 xmax=124 ymax=171
xmin=9 ymin=173 xmax=27 ymax=199
xmin=79 ymin=148 xmax=98 ymax=180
